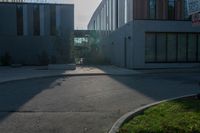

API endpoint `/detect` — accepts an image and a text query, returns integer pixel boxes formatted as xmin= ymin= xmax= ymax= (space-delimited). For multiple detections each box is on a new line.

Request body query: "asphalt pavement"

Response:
xmin=0 ymin=73 xmax=199 ymax=133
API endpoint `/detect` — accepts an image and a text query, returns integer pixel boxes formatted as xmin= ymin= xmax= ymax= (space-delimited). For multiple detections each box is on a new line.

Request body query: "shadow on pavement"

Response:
xmin=0 ymin=76 xmax=65 ymax=122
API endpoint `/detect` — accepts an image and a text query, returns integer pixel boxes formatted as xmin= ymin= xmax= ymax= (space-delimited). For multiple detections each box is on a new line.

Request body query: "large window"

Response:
xmin=145 ymin=32 xmax=200 ymax=63
xmin=16 ymin=5 xmax=23 ymax=36
xmin=50 ymin=5 xmax=56 ymax=36
xmin=188 ymin=34 xmax=197 ymax=62
xmin=157 ymin=33 xmax=167 ymax=62
xmin=167 ymin=33 xmax=176 ymax=62
xmin=177 ymin=34 xmax=187 ymax=62
xmin=134 ymin=0 xmax=190 ymax=20
xmin=145 ymin=33 xmax=156 ymax=62
xmin=33 ymin=5 xmax=40 ymax=36
xmin=149 ymin=0 xmax=156 ymax=19
xmin=198 ymin=34 xmax=200 ymax=61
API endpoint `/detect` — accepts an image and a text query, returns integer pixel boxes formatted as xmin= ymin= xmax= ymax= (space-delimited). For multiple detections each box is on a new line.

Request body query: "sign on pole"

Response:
xmin=187 ymin=0 xmax=200 ymax=15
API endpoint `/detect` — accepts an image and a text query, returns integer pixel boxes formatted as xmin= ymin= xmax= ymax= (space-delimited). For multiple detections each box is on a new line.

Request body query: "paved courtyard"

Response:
xmin=0 ymin=71 xmax=199 ymax=133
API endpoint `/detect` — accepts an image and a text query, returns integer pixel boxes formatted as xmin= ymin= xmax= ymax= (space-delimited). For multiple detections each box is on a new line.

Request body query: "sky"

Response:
xmin=73 ymin=0 xmax=102 ymax=29
xmin=62 ymin=0 xmax=102 ymax=29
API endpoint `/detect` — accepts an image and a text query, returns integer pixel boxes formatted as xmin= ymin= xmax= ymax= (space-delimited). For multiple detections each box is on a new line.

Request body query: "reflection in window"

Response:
xmin=157 ymin=33 xmax=166 ymax=62
xmin=188 ymin=34 xmax=197 ymax=62
xmin=178 ymin=34 xmax=187 ymax=62
xmin=167 ymin=33 xmax=176 ymax=62
xmin=168 ymin=0 xmax=175 ymax=20
xmin=184 ymin=0 xmax=191 ymax=20
xmin=145 ymin=33 xmax=156 ymax=62
xmin=33 ymin=5 xmax=40 ymax=36
xmin=16 ymin=5 xmax=23 ymax=36
xmin=149 ymin=0 xmax=156 ymax=19
xmin=198 ymin=35 xmax=200 ymax=61
xmin=145 ymin=32 xmax=200 ymax=63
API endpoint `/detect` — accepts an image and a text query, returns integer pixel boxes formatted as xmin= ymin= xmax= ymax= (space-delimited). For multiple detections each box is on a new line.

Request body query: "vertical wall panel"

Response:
xmin=40 ymin=5 xmax=45 ymax=36
xmin=56 ymin=5 xmax=61 ymax=34
xmin=23 ymin=4 xmax=28 ymax=35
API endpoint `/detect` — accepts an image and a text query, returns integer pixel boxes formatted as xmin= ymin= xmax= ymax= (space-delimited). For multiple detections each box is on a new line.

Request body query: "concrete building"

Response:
xmin=0 ymin=1 xmax=74 ymax=65
xmin=88 ymin=0 xmax=200 ymax=69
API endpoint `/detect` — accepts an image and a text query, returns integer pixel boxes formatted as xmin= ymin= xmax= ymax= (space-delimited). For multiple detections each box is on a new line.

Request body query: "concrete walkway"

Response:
xmin=0 ymin=65 xmax=141 ymax=83
xmin=1 ymin=65 xmax=200 ymax=84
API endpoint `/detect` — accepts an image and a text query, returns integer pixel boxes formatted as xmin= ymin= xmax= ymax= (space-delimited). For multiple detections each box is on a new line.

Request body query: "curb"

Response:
xmin=108 ymin=93 xmax=198 ymax=133
xmin=0 ymin=73 xmax=137 ymax=85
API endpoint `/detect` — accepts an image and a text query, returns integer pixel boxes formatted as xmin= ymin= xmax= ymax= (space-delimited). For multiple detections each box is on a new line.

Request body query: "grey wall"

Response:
xmin=101 ymin=20 xmax=200 ymax=69
xmin=132 ymin=20 xmax=200 ymax=69
xmin=101 ymin=21 xmax=133 ymax=68
xmin=0 ymin=3 xmax=17 ymax=35
xmin=88 ymin=0 xmax=200 ymax=69
xmin=0 ymin=36 xmax=54 ymax=65
xmin=0 ymin=3 xmax=74 ymax=65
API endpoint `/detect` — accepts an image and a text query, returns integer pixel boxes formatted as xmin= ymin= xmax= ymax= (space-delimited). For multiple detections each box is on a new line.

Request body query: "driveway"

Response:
xmin=0 ymin=73 xmax=199 ymax=133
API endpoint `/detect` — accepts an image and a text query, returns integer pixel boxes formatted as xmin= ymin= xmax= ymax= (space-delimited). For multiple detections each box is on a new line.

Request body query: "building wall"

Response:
xmin=0 ymin=2 xmax=74 ymax=65
xmin=0 ymin=3 xmax=17 ymax=35
xmin=102 ymin=20 xmax=200 ymax=69
xmin=88 ymin=0 xmax=200 ymax=69
xmin=88 ymin=0 xmax=133 ymax=31
xmin=132 ymin=20 xmax=200 ymax=69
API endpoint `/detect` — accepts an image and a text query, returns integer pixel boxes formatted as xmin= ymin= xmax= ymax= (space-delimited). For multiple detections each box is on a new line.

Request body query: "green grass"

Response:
xmin=119 ymin=98 xmax=200 ymax=133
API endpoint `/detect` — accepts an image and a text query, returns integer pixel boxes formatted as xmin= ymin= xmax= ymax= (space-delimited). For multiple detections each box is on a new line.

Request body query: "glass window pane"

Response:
xmin=16 ymin=5 xmax=23 ymax=36
xmin=50 ymin=5 xmax=56 ymax=36
xmin=149 ymin=0 xmax=156 ymax=19
xmin=146 ymin=33 xmax=156 ymax=62
xmin=168 ymin=0 xmax=175 ymax=20
xmin=198 ymin=35 xmax=200 ymax=62
xmin=156 ymin=33 xmax=166 ymax=62
xmin=188 ymin=34 xmax=197 ymax=62
xmin=167 ymin=33 xmax=176 ymax=62
xmin=33 ymin=5 xmax=40 ymax=36
xmin=177 ymin=34 xmax=187 ymax=62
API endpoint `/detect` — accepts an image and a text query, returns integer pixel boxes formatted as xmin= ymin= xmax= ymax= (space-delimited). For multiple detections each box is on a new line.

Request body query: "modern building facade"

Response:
xmin=88 ymin=0 xmax=200 ymax=69
xmin=0 ymin=1 xmax=74 ymax=65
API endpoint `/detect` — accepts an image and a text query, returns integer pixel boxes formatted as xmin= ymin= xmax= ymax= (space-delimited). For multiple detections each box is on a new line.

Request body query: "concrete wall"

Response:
xmin=132 ymin=20 xmax=200 ymax=69
xmin=88 ymin=0 xmax=200 ymax=69
xmin=0 ymin=3 xmax=17 ymax=35
xmin=102 ymin=21 xmax=133 ymax=68
xmin=0 ymin=3 xmax=74 ymax=65
xmin=0 ymin=36 xmax=54 ymax=65
xmin=102 ymin=20 xmax=200 ymax=69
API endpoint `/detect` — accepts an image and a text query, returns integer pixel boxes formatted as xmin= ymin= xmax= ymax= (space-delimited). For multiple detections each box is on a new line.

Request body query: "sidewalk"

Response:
xmin=0 ymin=65 xmax=141 ymax=83
xmin=1 ymin=65 xmax=200 ymax=84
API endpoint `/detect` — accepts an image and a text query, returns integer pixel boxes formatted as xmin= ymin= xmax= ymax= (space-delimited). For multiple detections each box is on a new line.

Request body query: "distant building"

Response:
xmin=88 ymin=0 xmax=200 ymax=69
xmin=0 ymin=1 xmax=74 ymax=65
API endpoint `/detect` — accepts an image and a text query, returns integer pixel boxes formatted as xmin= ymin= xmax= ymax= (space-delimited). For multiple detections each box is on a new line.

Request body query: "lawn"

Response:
xmin=119 ymin=97 xmax=200 ymax=133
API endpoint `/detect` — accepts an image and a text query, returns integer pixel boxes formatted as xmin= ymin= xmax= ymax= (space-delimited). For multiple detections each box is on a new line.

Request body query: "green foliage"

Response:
xmin=0 ymin=52 xmax=11 ymax=66
xmin=119 ymin=98 xmax=200 ymax=133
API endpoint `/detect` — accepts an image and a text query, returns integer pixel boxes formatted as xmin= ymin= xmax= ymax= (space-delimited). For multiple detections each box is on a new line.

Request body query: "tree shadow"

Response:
xmin=0 ymin=76 xmax=66 ymax=122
